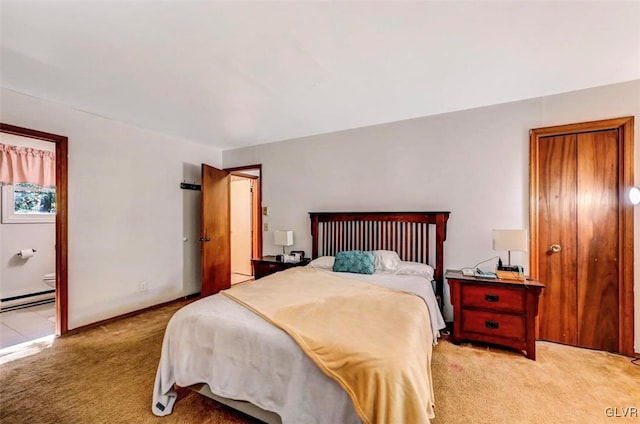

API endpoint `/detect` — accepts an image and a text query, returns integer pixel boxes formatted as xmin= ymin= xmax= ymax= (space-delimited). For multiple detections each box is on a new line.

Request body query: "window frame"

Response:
xmin=1 ymin=184 xmax=56 ymax=224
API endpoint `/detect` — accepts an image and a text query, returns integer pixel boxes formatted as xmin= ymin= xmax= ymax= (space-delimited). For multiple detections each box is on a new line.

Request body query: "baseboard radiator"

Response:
xmin=0 ymin=290 xmax=55 ymax=312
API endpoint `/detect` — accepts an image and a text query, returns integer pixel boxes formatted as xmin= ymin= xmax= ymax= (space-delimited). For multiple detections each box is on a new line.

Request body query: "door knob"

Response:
xmin=199 ymin=236 xmax=211 ymax=242
xmin=550 ymin=244 xmax=561 ymax=253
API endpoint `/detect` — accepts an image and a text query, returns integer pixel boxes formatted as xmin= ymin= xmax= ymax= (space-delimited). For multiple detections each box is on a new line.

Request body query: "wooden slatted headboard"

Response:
xmin=309 ymin=211 xmax=450 ymax=305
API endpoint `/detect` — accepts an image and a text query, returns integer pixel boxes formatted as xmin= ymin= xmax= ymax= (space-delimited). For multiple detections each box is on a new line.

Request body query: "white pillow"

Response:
xmin=373 ymin=250 xmax=401 ymax=271
xmin=308 ymin=256 xmax=335 ymax=270
xmin=393 ymin=261 xmax=435 ymax=281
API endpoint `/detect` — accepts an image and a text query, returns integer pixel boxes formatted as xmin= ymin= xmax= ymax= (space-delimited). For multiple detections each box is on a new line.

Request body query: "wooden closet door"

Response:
xmin=537 ymin=134 xmax=578 ymax=345
xmin=536 ymin=130 xmax=620 ymax=352
xmin=531 ymin=117 xmax=634 ymax=356
xmin=575 ymin=130 xmax=619 ymax=351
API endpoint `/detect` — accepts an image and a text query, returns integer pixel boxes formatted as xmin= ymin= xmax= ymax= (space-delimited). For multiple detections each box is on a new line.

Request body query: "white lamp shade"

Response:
xmin=629 ymin=187 xmax=640 ymax=205
xmin=274 ymin=230 xmax=294 ymax=247
xmin=493 ymin=229 xmax=528 ymax=252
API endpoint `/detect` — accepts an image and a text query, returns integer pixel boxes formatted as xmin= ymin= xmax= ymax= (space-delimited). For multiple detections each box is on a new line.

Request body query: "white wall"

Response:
xmin=0 ymin=88 xmax=222 ymax=329
xmin=223 ymin=80 xmax=640 ymax=353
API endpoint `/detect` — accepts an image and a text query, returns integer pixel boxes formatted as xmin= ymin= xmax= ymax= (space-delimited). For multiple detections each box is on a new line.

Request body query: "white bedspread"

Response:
xmin=152 ymin=270 xmax=445 ymax=423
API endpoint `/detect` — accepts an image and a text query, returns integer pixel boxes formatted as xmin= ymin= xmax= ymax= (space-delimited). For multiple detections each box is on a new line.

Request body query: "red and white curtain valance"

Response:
xmin=0 ymin=143 xmax=56 ymax=187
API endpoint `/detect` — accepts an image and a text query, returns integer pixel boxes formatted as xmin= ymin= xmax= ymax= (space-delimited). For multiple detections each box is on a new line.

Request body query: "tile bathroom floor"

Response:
xmin=0 ymin=302 xmax=55 ymax=349
xmin=231 ymin=273 xmax=254 ymax=285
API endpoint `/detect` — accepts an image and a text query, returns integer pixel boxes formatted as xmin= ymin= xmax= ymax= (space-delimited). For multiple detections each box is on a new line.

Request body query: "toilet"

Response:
xmin=43 ymin=272 xmax=56 ymax=289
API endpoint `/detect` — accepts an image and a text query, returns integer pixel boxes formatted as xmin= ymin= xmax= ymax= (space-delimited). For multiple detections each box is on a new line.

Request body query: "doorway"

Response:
xmin=200 ymin=164 xmax=262 ymax=297
xmin=0 ymin=123 xmax=68 ymax=337
xmin=529 ymin=116 xmax=634 ymax=356
xmin=230 ymin=171 xmax=260 ymax=285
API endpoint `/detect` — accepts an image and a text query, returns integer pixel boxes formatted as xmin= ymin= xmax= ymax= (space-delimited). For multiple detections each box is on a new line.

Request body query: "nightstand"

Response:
xmin=252 ymin=256 xmax=311 ymax=280
xmin=445 ymin=270 xmax=545 ymax=360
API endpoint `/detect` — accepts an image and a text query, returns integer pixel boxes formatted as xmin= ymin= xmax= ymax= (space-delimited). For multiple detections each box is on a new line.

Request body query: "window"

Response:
xmin=1 ymin=183 xmax=56 ymax=223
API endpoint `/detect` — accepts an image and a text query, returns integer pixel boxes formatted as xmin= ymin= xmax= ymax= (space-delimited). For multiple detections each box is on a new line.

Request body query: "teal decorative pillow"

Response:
xmin=332 ymin=250 xmax=375 ymax=274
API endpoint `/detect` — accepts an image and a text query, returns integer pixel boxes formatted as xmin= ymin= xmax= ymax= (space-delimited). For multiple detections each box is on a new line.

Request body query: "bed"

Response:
xmin=153 ymin=211 xmax=450 ymax=423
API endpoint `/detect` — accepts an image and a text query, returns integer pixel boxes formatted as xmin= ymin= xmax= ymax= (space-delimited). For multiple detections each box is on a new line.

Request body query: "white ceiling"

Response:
xmin=1 ymin=1 xmax=639 ymax=150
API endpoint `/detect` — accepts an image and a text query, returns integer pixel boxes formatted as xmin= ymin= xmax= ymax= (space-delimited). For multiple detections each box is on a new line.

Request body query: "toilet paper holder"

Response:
xmin=17 ymin=249 xmax=37 ymax=257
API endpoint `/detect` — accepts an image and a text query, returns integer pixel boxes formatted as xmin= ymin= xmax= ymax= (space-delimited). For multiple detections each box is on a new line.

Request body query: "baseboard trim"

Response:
xmin=1 ymin=292 xmax=55 ymax=312
xmin=64 ymin=293 xmax=199 ymax=336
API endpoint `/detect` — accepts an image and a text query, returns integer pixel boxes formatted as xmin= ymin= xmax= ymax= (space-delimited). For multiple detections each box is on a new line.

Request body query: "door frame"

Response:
xmin=225 ymin=164 xmax=262 ymax=261
xmin=0 ymin=123 xmax=69 ymax=335
xmin=529 ymin=116 xmax=634 ymax=356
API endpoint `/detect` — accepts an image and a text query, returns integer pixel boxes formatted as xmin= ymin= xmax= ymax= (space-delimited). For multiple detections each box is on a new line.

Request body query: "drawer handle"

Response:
xmin=485 ymin=320 xmax=500 ymax=329
xmin=485 ymin=294 xmax=499 ymax=302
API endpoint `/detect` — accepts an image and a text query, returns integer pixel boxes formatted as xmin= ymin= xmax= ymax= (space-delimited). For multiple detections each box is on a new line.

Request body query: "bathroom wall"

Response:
xmin=0 ymin=133 xmax=56 ymax=299
xmin=0 ymin=223 xmax=55 ymax=298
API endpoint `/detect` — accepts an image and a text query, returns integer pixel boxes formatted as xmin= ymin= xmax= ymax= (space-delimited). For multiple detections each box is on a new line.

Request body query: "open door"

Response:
xmin=201 ymin=164 xmax=231 ymax=297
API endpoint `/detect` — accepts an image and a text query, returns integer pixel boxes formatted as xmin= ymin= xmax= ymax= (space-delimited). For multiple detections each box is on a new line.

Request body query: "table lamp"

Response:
xmin=492 ymin=229 xmax=528 ymax=267
xmin=274 ymin=230 xmax=294 ymax=254
xmin=492 ymin=229 xmax=527 ymax=281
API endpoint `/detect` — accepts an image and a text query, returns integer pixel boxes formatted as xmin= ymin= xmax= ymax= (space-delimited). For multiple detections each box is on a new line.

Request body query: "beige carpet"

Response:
xmin=0 ymin=300 xmax=638 ymax=424
xmin=431 ymin=339 xmax=639 ymax=424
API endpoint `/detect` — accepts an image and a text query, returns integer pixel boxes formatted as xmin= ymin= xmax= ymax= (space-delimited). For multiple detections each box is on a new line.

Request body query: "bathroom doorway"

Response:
xmin=227 ymin=165 xmax=261 ymax=285
xmin=0 ymin=123 xmax=68 ymax=350
xmin=199 ymin=164 xmax=261 ymax=296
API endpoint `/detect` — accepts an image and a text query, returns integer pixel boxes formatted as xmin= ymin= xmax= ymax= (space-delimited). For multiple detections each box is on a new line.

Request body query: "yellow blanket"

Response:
xmin=222 ymin=267 xmax=435 ymax=424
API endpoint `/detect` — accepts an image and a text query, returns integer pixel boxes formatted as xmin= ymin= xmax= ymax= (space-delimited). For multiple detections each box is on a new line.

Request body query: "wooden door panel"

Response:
xmin=576 ymin=130 xmax=619 ymax=351
xmin=537 ymin=134 xmax=578 ymax=345
xmin=530 ymin=117 xmax=634 ymax=356
xmin=201 ymin=164 xmax=230 ymax=297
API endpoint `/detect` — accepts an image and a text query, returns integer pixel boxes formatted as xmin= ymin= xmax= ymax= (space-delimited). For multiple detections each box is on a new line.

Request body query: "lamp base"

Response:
xmin=497 ymin=264 xmax=522 ymax=272
xmin=496 ymin=264 xmax=524 ymax=281
xmin=496 ymin=270 xmax=525 ymax=281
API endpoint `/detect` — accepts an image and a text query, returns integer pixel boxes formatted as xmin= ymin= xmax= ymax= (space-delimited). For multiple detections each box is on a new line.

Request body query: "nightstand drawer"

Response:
xmin=256 ymin=262 xmax=282 ymax=273
xmin=253 ymin=262 xmax=282 ymax=279
xmin=462 ymin=310 xmax=525 ymax=340
xmin=252 ymin=256 xmax=311 ymax=279
xmin=461 ymin=284 xmax=525 ymax=313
